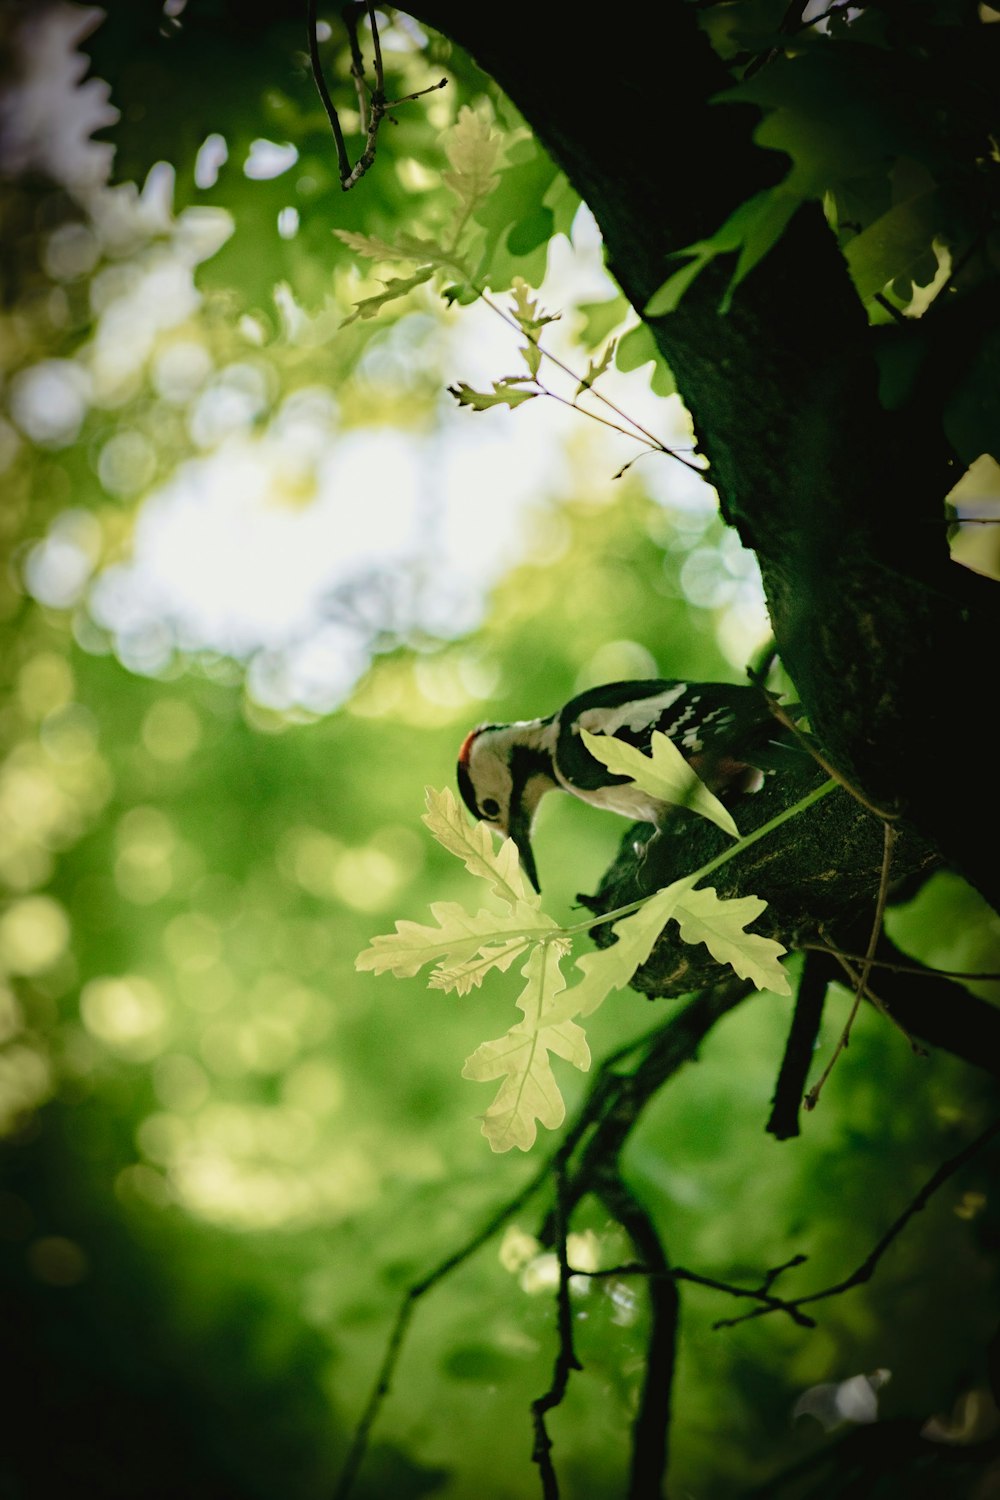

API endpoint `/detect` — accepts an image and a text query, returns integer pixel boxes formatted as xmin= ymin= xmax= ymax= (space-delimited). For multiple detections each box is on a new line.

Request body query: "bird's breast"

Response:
xmin=553 ymin=765 xmax=666 ymax=825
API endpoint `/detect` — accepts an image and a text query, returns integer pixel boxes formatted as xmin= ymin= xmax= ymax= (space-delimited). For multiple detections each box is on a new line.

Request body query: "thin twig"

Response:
xmin=874 ymin=290 xmax=909 ymax=325
xmin=309 ymin=0 xmax=447 ymax=191
xmin=331 ymin=1018 xmax=686 ymax=1500
xmin=820 ymin=944 xmax=928 ymax=1055
xmin=578 ymin=1255 xmax=815 ymax=1330
xmin=331 ymin=1155 xmax=554 ymax=1500
xmin=530 ymin=1161 xmax=582 ymax=1500
xmin=799 ymin=942 xmax=1000 ymax=982
xmin=343 ymin=2 xmax=370 ymax=131
xmin=476 ymin=289 xmax=707 ymax=476
xmin=713 ymin=1115 xmax=1000 ymax=1328
xmin=804 ymin=823 xmax=900 ymax=1108
xmin=758 ymin=688 xmax=899 ymax=821
xmin=307 ymin=0 xmax=351 ymax=182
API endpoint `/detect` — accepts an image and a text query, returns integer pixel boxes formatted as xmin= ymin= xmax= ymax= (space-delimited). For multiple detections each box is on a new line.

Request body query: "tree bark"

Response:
xmin=407 ymin=2 xmax=1000 ymax=915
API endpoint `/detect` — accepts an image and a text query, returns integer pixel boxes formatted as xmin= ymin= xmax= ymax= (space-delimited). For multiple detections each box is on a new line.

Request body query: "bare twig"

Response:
xmin=819 ymin=943 xmax=929 ymax=1054
xmin=308 ymin=0 xmax=447 ymax=191
xmin=530 ymin=1161 xmax=582 ymax=1500
xmin=758 ymin=688 xmax=899 ymax=821
xmin=579 ymin=1254 xmax=814 ymax=1330
xmin=541 ymin=981 xmax=754 ymax=1237
xmin=799 ymin=942 xmax=1000 ymax=983
xmin=307 ymin=0 xmax=351 ymax=182
xmin=331 ymin=1154 xmax=554 ymax=1500
xmin=330 ymin=1016 xmax=696 ymax=1500
xmin=476 ymin=289 xmax=707 ymax=476
xmin=805 ymin=824 xmax=901 ymax=1108
xmin=713 ymin=1115 xmax=1000 ymax=1328
xmin=342 ymin=2 xmax=371 ymax=131
xmin=576 ymin=1097 xmax=999 ymax=1339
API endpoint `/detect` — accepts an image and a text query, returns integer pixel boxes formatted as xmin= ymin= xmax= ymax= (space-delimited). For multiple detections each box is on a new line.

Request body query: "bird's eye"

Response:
xmin=480 ymin=798 xmax=501 ymax=819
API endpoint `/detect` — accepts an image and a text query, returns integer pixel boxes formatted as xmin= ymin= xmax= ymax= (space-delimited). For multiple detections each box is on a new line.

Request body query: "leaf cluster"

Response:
xmin=358 ymin=728 xmax=801 ymax=1153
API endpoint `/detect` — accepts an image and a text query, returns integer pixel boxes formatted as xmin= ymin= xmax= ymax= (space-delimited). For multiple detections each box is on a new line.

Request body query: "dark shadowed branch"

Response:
xmin=767 ymin=951 xmax=828 ymax=1140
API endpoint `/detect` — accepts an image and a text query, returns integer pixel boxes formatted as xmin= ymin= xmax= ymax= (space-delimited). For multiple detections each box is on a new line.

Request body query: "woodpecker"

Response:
xmin=456 ymin=678 xmax=800 ymax=891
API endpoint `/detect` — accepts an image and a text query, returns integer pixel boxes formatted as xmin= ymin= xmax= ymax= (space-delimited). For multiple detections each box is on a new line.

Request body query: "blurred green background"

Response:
xmin=2 ymin=5 xmax=999 ymax=1497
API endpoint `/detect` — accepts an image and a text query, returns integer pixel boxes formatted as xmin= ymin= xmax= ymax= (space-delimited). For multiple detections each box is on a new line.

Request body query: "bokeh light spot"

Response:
xmin=114 ymin=805 xmax=177 ymax=905
xmin=97 ymin=429 xmax=156 ymax=497
xmin=80 ymin=974 xmax=168 ymax=1060
xmin=163 ymin=911 xmax=222 ymax=971
xmin=8 ymin=359 xmax=90 ymax=447
xmin=0 ymin=894 xmax=70 ymax=974
xmin=17 ymin=653 xmax=75 ymax=721
xmin=141 ymin=697 xmax=202 ymax=761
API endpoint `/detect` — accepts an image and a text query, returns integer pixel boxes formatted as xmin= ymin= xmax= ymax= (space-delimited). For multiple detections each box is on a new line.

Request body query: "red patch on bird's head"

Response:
xmin=457 ymin=728 xmax=481 ymax=767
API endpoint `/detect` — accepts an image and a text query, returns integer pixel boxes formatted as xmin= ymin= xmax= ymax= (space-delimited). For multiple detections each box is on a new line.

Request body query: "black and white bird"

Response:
xmin=457 ymin=678 xmax=800 ymax=891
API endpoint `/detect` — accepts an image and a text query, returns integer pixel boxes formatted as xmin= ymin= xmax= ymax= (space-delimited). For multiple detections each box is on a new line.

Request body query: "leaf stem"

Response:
xmin=561 ymin=778 xmax=840 ymax=938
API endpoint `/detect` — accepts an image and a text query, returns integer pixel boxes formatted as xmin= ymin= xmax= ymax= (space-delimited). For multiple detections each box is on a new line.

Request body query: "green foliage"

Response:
xmin=647 ymin=13 xmax=1000 ymax=397
xmin=359 ymin=754 xmax=824 ymax=1152
xmin=1 ymin=5 xmax=999 ymax=1498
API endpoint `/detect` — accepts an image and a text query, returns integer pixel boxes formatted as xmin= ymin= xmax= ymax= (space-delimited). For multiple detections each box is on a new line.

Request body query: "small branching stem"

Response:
xmin=805 ymin=823 xmax=901 ymax=1108
xmin=562 ymin=777 xmax=840 ymax=941
xmin=476 ymin=290 xmax=706 ymax=475
xmin=758 ymin=690 xmax=898 ymax=821
xmin=308 ymin=0 xmax=447 ymax=190
xmin=530 ymin=1162 xmax=582 ymax=1498
xmin=799 ymin=943 xmax=1000 ymax=981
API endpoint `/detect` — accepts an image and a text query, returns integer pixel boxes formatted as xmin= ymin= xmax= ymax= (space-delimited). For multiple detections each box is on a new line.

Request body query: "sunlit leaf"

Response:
xmin=441 ymin=105 xmax=502 ymax=214
xmin=333 ymin=229 xmax=446 ymax=264
xmin=461 ymin=942 xmax=588 ymax=1152
xmin=510 ymin=276 xmax=559 ymax=333
xmin=842 ymin=189 xmax=944 ymax=304
xmin=448 ymin=380 xmax=538 ymax=411
xmin=576 ymin=339 xmax=616 ymax=396
xmin=421 ymin=786 xmax=538 ymax=908
xmin=545 ymin=880 xmax=689 ymax=1027
xmin=614 ymin=321 xmax=677 ymax=396
xmin=339 ymin=267 xmax=436 ymax=325
xmin=673 ymin=885 xmax=790 ymax=993
xmin=472 ymin=132 xmax=580 ymax=291
xmin=354 ymin=898 xmax=553 ymax=979
xmin=580 ymin=728 xmax=739 ymax=838
xmin=428 ymin=939 xmax=530 ymax=995
xmin=645 ymin=189 xmax=797 ymax=317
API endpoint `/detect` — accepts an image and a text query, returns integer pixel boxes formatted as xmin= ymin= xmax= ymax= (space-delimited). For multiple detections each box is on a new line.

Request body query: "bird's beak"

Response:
xmin=508 ymin=804 xmax=541 ymax=894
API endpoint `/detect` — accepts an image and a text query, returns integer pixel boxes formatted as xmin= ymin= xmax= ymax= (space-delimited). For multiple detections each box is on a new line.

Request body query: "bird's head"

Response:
xmin=456 ymin=719 xmax=558 ymax=893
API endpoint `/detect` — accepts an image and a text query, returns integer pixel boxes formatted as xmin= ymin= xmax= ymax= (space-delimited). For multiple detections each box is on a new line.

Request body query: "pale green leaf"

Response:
xmin=442 ymin=106 xmax=502 ymax=215
xmin=334 ymin=228 xmax=450 ymax=264
xmin=544 ymin=881 xmax=689 ymax=1027
xmin=580 ymin=729 xmax=739 ymax=838
xmin=429 ymin=939 xmax=530 ymax=995
xmin=510 ymin=276 xmax=559 ymax=333
xmin=644 ymin=255 xmax=708 ymax=318
xmin=576 ymin=339 xmax=616 ymax=396
xmin=355 ymin=898 xmax=553 ymax=979
xmin=421 ymin=786 xmax=538 ymax=908
xmin=673 ymin=885 xmax=790 ymax=994
xmin=340 ymin=268 xmax=436 ymax=326
xmin=462 ymin=943 xmax=589 ymax=1152
xmin=449 ymin=380 xmax=538 ymax=411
